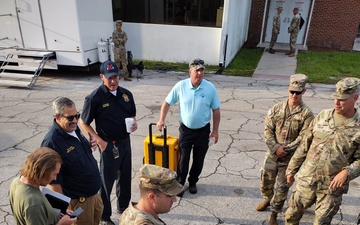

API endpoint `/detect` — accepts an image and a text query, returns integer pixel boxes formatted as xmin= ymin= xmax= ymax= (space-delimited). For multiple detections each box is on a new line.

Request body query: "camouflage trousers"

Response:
xmin=289 ymin=32 xmax=298 ymax=53
xmin=285 ymin=180 xmax=343 ymax=225
xmin=114 ymin=47 xmax=128 ymax=76
xmin=260 ymin=155 xmax=291 ymax=212
xmin=269 ymin=31 xmax=278 ymax=49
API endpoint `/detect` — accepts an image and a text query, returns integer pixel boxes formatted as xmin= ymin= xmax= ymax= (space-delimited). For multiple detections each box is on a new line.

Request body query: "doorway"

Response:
xmin=16 ymin=0 xmax=46 ymax=49
xmin=264 ymin=0 xmax=311 ymax=44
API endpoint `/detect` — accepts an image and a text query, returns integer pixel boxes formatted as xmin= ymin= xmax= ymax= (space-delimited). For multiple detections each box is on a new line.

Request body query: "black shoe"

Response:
xmin=100 ymin=220 xmax=116 ymax=225
xmin=116 ymin=207 xmax=126 ymax=214
xmin=189 ymin=183 xmax=197 ymax=194
xmin=177 ymin=190 xmax=185 ymax=197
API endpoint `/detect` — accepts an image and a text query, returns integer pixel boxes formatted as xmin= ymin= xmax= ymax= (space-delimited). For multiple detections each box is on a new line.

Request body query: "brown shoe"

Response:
xmin=256 ymin=200 xmax=270 ymax=211
xmin=269 ymin=49 xmax=275 ymax=54
xmin=288 ymin=53 xmax=295 ymax=57
xmin=285 ymin=51 xmax=291 ymax=55
xmin=124 ymin=76 xmax=132 ymax=81
xmin=269 ymin=212 xmax=278 ymax=225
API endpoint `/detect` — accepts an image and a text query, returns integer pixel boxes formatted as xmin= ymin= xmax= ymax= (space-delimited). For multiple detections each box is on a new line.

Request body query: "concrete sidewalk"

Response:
xmin=1 ymin=64 xmax=360 ymax=225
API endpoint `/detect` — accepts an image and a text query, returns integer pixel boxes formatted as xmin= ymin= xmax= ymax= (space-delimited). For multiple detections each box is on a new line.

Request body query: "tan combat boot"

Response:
xmin=269 ymin=212 xmax=278 ymax=225
xmin=256 ymin=199 xmax=270 ymax=211
xmin=285 ymin=51 xmax=291 ymax=55
xmin=124 ymin=74 xmax=132 ymax=81
xmin=288 ymin=52 xmax=295 ymax=57
xmin=269 ymin=48 xmax=275 ymax=54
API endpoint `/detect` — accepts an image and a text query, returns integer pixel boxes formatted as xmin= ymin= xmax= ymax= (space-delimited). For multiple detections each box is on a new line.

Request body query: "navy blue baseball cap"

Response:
xmin=100 ymin=60 xmax=119 ymax=79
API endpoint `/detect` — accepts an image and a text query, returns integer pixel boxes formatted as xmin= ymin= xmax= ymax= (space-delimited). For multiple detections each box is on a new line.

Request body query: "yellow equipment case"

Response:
xmin=144 ymin=123 xmax=179 ymax=171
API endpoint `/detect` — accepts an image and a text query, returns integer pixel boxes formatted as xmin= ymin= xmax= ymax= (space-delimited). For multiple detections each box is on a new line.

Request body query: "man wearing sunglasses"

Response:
xmin=257 ymin=74 xmax=314 ymax=225
xmin=285 ymin=77 xmax=360 ymax=225
xmin=41 ymin=97 xmax=103 ymax=225
xmin=157 ymin=58 xmax=221 ymax=197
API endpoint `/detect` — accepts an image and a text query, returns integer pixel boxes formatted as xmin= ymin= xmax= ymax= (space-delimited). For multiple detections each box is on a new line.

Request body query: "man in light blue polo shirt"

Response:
xmin=157 ymin=58 xmax=221 ymax=196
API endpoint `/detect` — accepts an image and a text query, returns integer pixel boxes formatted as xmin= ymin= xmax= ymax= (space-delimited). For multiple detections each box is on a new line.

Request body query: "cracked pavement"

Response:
xmin=1 ymin=69 xmax=360 ymax=225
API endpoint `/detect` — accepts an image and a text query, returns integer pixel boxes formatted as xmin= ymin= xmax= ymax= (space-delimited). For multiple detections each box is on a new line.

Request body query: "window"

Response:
xmin=112 ymin=0 xmax=224 ymax=27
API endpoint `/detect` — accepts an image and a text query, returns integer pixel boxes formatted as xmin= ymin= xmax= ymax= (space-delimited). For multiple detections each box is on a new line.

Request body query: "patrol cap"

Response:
xmin=100 ymin=60 xmax=119 ymax=79
xmin=139 ymin=164 xmax=184 ymax=196
xmin=277 ymin=7 xmax=283 ymax=10
xmin=331 ymin=77 xmax=360 ymax=100
xmin=289 ymin=74 xmax=307 ymax=92
xmin=116 ymin=20 xmax=123 ymax=25
xmin=189 ymin=58 xmax=206 ymax=71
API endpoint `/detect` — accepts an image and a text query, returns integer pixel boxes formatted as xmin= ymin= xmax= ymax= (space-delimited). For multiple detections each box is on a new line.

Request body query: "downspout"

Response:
xmin=259 ymin=0 xmax=268 ymax=45
xmin=303 ymin=0 xmax=315 ymax=48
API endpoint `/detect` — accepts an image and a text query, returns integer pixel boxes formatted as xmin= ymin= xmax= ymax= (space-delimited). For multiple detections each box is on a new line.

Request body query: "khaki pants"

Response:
xmin=69 ymin=193 xmax=103 ymax=225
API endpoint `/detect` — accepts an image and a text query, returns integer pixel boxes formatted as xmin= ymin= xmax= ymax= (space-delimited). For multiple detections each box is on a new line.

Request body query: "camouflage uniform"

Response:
xmin=269 ymin=9 xmax=281 ymax=49
xmin=112 ymin=20 xmax=129 ymax=77
xmin=259 ymin=74 xmax=314 ymax=213
xmin=120 ymin=202 xmax=166 ymax=225
xmin=288 ymin=13 xmax=300 ymax=54
xmin=285 ymin=78 xmax=360 ymax=225
xmin=120 ymin=164 xmax=184 ymax=225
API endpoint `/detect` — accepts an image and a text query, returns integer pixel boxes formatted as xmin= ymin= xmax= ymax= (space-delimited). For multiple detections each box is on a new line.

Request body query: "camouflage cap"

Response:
xmin=139 ymin=164 xmax=184 ymax=196
xmin=289 ymin=74 xmax=307 ymax=92
xmin=331 ymin=77 xmax=360 ymax=100
xmin=116 ymin=20 xmax=123 ymax=25
xmin=189 ymin=58 xmax=206 ymax=71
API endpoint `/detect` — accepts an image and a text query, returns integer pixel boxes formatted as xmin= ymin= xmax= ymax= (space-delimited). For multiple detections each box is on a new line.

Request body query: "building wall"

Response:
xmin=307 ymin=0 xmax=360 ymax=50
xmin=247 ymin=0 xmax=360 ymax=51
xmin=246 ymin=0 xmax=268 ymax=47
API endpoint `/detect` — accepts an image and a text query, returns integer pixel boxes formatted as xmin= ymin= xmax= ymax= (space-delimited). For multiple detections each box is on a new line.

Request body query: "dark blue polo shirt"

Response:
xmin=41 ymin=120 xmax=101 ymax=198
xmin=81 ymin=84 xmax=136 ymax=141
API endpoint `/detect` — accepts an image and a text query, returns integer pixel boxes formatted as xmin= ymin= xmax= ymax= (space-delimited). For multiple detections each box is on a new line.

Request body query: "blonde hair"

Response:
xmin=20 ymin=147 xmax=62 ymax=185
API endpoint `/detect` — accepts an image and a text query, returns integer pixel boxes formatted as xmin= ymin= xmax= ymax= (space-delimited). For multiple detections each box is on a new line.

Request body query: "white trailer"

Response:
xmin=0 ymin=0 xmax=114 ymax=88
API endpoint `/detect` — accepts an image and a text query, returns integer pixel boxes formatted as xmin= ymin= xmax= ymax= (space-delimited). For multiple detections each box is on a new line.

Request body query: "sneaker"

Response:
xmin=255 ymin=200 xmax=270 ymax=211
xmin=189 ymin=183 xmax=197 ymax=194
xmin=100 ymin=220 xmax=116 ymax=225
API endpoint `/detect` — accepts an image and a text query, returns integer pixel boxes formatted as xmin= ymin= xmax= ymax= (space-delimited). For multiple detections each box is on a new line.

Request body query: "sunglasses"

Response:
xmin=191 ymin=59 xmax=204 ymax=66
xmin=60 ymin=113 xmax=81 ymax=121
xmin=289 ymin=90 xmax=303 ymax=95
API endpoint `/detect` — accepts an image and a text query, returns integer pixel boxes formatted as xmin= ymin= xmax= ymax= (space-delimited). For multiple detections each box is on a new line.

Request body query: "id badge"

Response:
xmin=112 ymin=142 xmax=119 ymax=159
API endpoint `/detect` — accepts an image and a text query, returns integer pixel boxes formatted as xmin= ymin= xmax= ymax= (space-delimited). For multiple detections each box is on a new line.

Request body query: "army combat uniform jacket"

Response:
xmin=120 ymin=202 xmax=166 ymax=225
xmin=112 ymin=30 xmax=128 ymax=50
xmin=263 ymin=100 xmax=314 ymax=170
xmin=287 ymin=109 xmax=360 ymax=193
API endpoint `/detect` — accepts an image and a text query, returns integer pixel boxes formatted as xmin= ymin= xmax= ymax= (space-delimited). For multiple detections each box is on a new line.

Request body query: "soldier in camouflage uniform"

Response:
xmin=285 ymin=77 xmax=360 ymax=225
xmin=112 ymin=20 xmax=132 ymax=81
xmin=257 ymin=74 xmax=314 ymax=225
xmin=287 ymin=8 xmax=300 ymax=57
xmin=120 ymin=164 xmax=184 ymax=225
xmin=269 ymin=7 xmax=283 ymax=54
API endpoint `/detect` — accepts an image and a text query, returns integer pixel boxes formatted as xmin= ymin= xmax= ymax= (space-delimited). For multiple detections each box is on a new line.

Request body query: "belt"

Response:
xmin=181 ymin=122 xmax=209 ymax=131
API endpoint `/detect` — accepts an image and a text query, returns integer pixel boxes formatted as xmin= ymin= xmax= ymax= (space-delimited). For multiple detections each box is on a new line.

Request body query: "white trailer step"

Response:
xmin=0 ymin=72 xmax=34 ymax=80
xmin=1 ymin=65 xmax=38 ymax=72
xmin=15 ymin=51 xmax=55 ymax=58
xmin=0 ymin=79 xmax=31 ymax=88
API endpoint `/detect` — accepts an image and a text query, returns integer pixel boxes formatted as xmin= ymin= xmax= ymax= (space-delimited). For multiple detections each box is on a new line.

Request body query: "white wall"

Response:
xmin=122 ymin=23 xmax=222 ymax=65
xmin=220 ymin=0 xmax=251 ymax=67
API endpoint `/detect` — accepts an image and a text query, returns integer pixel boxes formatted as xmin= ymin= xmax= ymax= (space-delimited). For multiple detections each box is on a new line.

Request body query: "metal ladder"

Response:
xmin=0 ymin=51 xmax=55 ymax=88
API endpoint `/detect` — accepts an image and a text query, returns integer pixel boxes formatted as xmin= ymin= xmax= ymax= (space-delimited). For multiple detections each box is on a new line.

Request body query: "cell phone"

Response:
xmin=70 ymin=207 xmax=83 ymax=218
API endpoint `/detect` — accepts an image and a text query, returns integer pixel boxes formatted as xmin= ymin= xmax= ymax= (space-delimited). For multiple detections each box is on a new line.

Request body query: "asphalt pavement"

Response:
xmin=1 ymin=51 xmax=360 ymax=225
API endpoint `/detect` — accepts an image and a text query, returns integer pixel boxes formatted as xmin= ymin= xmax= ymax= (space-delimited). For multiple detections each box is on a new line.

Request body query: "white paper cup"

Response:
xmin=125 ymin=118 xmax=134 ymax=133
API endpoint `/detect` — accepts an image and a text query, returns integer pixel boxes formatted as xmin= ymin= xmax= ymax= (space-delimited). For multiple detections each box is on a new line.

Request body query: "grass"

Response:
xmin=132 ymin=47 xmax=264 ymax=76
xmin=297 ymin=51 xmax=360 ymax=83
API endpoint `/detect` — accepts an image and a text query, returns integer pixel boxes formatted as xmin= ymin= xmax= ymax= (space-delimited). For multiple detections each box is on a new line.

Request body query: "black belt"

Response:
xmin=181 ymin=122 xmax=209 ymax=131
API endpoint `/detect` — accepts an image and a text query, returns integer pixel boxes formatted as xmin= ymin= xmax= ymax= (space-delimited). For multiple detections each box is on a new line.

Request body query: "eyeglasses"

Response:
xmin=60 ymin=113 xmax=81 ymax=121
xmin=289 ymin=90 xmax=303 ymax=95
xmin=191 ymin=59 xmax=204 ymax=66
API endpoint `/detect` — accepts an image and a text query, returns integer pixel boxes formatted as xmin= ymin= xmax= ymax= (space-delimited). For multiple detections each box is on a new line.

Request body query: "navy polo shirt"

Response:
xmin=81 ymin=84 xmax=136 ymax=141
xmin=41 ymin=120 xmax=101 ymax=198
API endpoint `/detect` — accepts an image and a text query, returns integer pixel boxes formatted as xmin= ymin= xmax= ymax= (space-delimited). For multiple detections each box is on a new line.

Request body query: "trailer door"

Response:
xmin=16 ymin=0 xmax=46 ymax=49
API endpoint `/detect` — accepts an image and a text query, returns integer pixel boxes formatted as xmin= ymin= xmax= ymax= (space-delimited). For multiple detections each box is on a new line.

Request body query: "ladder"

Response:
xmin=0 ymin=50 xmax=56 ymax=88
